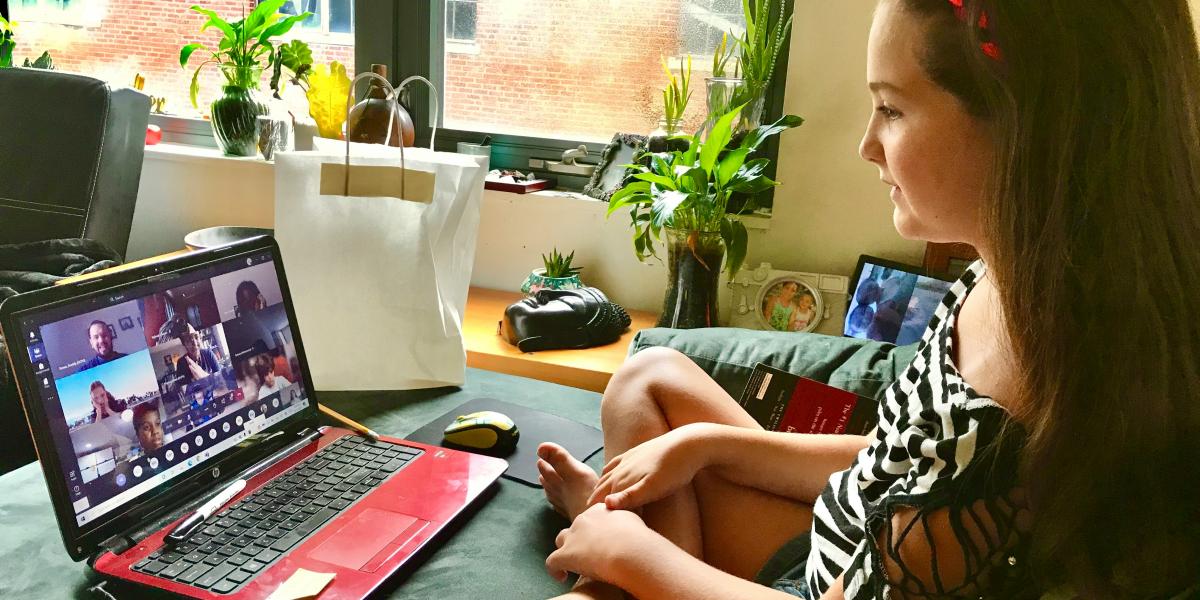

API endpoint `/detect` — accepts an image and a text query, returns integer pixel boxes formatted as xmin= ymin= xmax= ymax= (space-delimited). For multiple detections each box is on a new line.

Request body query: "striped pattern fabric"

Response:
xmin=804 ymin=260 xmax=1025 ymax=598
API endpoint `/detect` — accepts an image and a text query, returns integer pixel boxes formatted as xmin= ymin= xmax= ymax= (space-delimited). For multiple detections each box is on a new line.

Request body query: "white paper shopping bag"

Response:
xmin=274 ymin=73 xmax=486 ymax=390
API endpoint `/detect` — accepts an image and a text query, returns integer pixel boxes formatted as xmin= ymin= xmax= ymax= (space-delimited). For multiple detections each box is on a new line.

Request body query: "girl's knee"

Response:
xmin=607 ymin=347 xmax=690 ymax=395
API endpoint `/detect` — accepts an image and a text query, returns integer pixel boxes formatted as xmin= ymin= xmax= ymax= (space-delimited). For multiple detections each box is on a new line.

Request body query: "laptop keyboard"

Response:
xmin=131 ymin=436 xmax=423 ymax=594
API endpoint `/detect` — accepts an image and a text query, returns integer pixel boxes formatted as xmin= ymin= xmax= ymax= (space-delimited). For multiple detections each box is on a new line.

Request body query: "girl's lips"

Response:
xmin=890 ymin=185 xmax=902 ymax=202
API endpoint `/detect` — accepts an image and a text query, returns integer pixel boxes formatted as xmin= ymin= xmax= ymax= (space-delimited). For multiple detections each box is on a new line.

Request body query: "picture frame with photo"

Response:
xmin=118 ymin=316 xmax=134 ymax=331
xmin=756 ymin=276 xmax=824 ymax=333
xmin=582 ymin=133 xmax=647 ymax=202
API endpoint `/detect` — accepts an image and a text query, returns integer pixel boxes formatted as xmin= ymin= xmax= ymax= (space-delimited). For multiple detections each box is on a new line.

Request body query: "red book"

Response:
xmin=738 ymin=363 xmax=878 ymax=435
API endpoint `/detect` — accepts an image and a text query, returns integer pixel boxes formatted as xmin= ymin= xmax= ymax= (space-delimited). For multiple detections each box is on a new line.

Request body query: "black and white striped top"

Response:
xmin=805 ymin=260 xmax=1028 ymax=599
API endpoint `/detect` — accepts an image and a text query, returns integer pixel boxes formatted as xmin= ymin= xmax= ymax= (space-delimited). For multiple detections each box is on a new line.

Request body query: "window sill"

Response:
xmin=278 ymin=31 xmax=354 ymax=47
xmin=445 ymin=39 xmax=480 ymax=55
xmin=494 ymin=188 xmax=771 ymax=230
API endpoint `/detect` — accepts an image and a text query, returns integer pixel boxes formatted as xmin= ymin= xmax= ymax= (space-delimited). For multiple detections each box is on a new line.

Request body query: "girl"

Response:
xmin=537 ymin=1 xmax=1200 ymax=598
xmin=765 ymin=281 xmax=803 ymax=332
xmin=789 ymin=290 xmax=817 ymax=332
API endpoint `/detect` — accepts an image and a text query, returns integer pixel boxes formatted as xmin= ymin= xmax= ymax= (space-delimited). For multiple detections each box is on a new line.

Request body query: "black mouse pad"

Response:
xmin=404 ymin=398 xmax=604 ymax=488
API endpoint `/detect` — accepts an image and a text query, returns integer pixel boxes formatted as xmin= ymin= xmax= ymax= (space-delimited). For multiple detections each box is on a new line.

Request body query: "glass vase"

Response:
xmin=705 ymin=77 xmax=767 ymax=137
xmin=211 ymin=65 xmax=270 ymax=157
xmin=658 ymin=228 xmax=725 ymax=329
xmin=647 ymin=117 xmax=674 ymax=153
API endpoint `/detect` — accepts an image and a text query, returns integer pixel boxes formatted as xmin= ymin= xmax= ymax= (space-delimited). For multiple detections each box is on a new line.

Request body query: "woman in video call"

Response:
xmin=535 ymin=1 xmax=1200 ymax=599
xmin=88 ymin=381 xmax=136 ymax=455
xmin=88 ymin=380 xmax=126 ymax=421
xmin=235 ymin=281 xmax=268 ymax=317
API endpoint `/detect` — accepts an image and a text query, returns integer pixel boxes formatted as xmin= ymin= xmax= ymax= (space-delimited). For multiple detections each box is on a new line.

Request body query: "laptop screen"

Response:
xmin=13 ymin=250 xmax=312 ymax=529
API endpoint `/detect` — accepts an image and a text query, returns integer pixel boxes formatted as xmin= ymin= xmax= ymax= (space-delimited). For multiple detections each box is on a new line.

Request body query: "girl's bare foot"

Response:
xmin=537 ymin=442 xmax=599 ymax=521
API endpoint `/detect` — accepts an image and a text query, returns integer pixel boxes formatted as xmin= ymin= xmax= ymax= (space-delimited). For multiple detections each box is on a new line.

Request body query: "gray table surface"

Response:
xmin=0 ymin=368 xmax=605 ymax=599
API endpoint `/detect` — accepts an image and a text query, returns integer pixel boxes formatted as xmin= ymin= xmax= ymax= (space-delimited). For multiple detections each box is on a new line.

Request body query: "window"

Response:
xmin=679 ymin=0 xmax=744 ymax=58
xmin=433 ymin=0 xmax=750 ymax=142
xmin=11 ymin=1 xmax=353 ymax=121
xmin=278 ymin=0 xmax=354 ymax=38
xmin=10 ymin=0 xmax=98 ymax=27
xmin=446 ymin=0 xmax=476 ymax=42
xmin=356 ymin=1 xmax=791 ymax=196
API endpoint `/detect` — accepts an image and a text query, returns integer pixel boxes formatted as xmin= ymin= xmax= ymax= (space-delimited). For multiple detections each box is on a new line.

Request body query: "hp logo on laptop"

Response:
xmin=211 ymin=467 xmax=220 ymax=479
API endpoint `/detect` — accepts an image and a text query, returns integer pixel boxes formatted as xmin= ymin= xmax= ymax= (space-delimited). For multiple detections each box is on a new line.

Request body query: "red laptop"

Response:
xmin=0 ymin=237 xmax=507 ymax=598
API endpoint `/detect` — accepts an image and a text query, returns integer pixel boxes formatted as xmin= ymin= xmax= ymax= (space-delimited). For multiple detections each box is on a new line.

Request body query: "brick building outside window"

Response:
xmin=11 ymin=0 xmax=745 ymax=142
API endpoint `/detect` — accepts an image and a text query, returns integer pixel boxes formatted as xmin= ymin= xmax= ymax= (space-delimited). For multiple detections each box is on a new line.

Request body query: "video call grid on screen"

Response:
xmin=844 ymin=260 xmax=956 ymax=346
xmin=16 ymin=252 xmax=312 ymax=527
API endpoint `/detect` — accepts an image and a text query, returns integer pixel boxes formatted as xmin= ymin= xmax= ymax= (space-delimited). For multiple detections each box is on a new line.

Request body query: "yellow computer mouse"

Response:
xmin=442 ymin=411 xmax=520 ymax=454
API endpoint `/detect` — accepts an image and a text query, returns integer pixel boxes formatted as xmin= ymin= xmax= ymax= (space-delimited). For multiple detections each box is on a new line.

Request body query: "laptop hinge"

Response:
xmin=100 ymin=533 xmax=135 ymax=555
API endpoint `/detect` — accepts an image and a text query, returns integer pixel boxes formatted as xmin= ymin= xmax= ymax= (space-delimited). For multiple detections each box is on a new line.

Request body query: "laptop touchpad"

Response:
xmin=308 ymin=508 xmax=427 ymax=570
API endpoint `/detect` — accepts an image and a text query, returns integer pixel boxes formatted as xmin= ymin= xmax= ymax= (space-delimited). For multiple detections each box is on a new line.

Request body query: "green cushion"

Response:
xmin=630 ymin=327 xmax=919 ymax=402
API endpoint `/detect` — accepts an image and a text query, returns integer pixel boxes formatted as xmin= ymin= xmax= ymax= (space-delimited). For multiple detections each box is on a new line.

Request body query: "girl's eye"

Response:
xmin=876 ymin=105 xmax=901 ymax=119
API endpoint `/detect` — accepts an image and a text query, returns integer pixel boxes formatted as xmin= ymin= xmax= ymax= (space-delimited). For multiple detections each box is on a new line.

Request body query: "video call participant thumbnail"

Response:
xmin=79 ymin=321 xmax=126 ymax=372
xmin=132 ymin=401 xmax=165 ymax=453
xmin=167 ymin=320 xmax=221 ymax=386
xmin=89 ymin=380 xmax=128 ymax=421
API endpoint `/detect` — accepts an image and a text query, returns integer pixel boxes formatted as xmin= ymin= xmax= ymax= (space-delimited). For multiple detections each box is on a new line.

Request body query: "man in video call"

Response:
xmin=169 ymin=320 xmax=220 ymax=385
xmin=132 ymin=403 xmax=164 ymax=452
xmin=79 ymin=320 xmax=126 ymax=372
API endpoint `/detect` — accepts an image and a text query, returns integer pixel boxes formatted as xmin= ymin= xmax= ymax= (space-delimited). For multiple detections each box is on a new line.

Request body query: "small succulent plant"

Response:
xmin=541 ymin=248 xmax=582 ymax=279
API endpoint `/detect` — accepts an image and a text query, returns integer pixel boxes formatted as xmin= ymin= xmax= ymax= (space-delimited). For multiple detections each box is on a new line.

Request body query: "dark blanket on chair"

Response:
xmin=0 ymin=238 xmax=122 ymax=473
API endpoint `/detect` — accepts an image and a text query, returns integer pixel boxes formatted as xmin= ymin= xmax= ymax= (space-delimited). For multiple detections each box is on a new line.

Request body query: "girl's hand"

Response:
xmin=545 ymin=504 xmax=656 ymax=583
xmin=586 ymin=423 xmax=713 ymax=510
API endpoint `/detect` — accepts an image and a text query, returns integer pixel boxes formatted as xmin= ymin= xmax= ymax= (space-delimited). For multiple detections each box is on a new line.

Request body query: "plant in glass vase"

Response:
xmin=648 ymin=56 xmax=692 ymax=153
xmin=707 ymin=0 xmax=794 ymax=134
xmin=179 ymin=1 xmax=311 ymax=156
xmin=609 ymin=106 xmax=803 ymax=328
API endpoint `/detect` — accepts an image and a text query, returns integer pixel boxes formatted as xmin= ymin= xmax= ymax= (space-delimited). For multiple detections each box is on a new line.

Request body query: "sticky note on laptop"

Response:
xmin=266 ymin=568 xmax=335 ymax=600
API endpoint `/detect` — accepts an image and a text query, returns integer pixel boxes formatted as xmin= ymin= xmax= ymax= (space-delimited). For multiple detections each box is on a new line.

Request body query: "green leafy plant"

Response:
xmin=179 ymin=1 xmax=312 ymax=108
xmin=661 ymin=55 xmax=692 ymax=133
xmin=735 ymin=0 xmax=794 ymax=98
xmin=541 ymin=249 xmax=583 ymax=279
xmin=608 ymin=106 xmax=802 ymax=276
xmin=711 ymin=32 xmax=735 ymax=79
xmin=0 ymin=15 xmax=15 ymax=68
xmin=269 ymin=38 xmax=312 ymax=99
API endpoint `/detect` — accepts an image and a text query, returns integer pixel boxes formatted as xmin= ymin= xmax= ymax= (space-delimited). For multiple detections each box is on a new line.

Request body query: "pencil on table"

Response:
xmin=318 ymin=404 xmax=381 ymax=441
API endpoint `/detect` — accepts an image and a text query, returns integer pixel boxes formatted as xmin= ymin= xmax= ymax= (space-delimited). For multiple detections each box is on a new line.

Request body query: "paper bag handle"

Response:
xmin=342 ymin=73 xmax=442 ymax=198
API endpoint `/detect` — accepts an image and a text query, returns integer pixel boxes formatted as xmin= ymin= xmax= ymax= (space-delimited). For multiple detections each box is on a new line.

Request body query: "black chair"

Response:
xmin=0 ymin=67 xmax=149 ymax=474
xmin=0 ymin=67 xmax=150 ymax=256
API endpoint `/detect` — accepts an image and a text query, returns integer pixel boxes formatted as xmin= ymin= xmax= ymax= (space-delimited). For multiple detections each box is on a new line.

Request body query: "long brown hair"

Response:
xmin=901 ymin=0 xmax=1200 ymax=596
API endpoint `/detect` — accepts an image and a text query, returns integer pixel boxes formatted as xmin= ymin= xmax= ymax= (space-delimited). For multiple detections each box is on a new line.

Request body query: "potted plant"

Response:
xmin=0 ymin=16 xmax=15 ymax=68
xmin=179 ymin=1 xmax=311 ymax=156
xmin=648 ymin=55 xmax=692 ymax=153
xmin=609 ymin=106 xmax=802 ymax=328
xmin=707 ymin=0 xmax=794 ymax=133
xmin=521 ymin=248 xmax=585 ymax=295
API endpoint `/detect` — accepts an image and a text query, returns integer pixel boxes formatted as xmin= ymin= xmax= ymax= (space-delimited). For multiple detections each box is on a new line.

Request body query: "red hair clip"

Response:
xmin=948 ymin=0 xmax=1002 ymax=60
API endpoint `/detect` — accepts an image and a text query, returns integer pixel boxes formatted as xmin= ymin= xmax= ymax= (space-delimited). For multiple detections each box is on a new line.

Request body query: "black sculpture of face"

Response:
xmin=500 ymin=288 xmax=631 ymax=352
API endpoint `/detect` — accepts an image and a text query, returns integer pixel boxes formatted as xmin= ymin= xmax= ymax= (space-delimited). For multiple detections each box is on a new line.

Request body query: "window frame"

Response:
xmin=9 ymin=0 xmax=99 ymax=27
xmin=273 ymin=0 xmax=354 ymax=46
xmin=354 ymin=0 xmax=792 ymax=203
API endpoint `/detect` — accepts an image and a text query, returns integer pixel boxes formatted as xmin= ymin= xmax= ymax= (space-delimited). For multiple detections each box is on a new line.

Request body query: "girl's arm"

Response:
xmin=548 ymin=505 xmax=802 ymax=600
xmin=592 ymin=423 xmax=868 ymax=510
xmin=819 ymin=576 xmax=845 ymax=600
xmin=697 ymin=424 xmax=868 ymax=503
xmin=617 ymin=531 xmax=805 ymax=600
